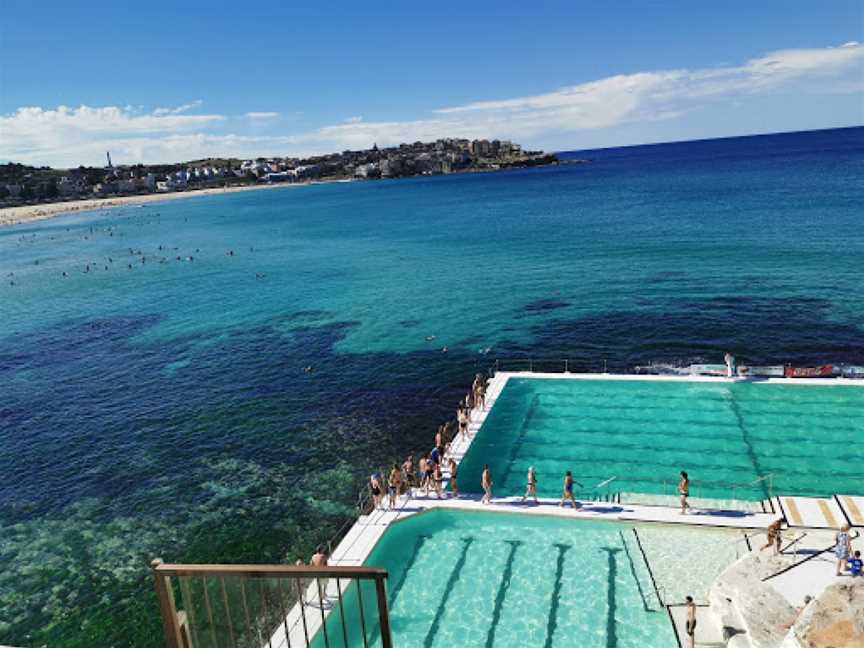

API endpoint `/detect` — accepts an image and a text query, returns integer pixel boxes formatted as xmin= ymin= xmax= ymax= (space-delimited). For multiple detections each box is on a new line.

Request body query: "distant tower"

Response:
xmin=106 ymin=151 xmax=113 ymax=168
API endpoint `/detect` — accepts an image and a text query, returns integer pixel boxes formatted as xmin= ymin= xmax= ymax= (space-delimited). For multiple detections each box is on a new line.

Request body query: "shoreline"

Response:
xmin=0 ymin=161 xmax=560 ymax=228
xmin=0 ymin=180 xmax=351 ymax=227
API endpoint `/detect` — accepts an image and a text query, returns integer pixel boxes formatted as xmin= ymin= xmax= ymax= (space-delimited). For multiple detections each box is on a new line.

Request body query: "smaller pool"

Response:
xmin=311 ymin=509 xmax=739 ymax=648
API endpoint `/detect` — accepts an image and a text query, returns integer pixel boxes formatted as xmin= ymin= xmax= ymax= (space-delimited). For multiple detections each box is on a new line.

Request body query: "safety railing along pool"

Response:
xmin=151 ymin=560 xmax=393 ymax=648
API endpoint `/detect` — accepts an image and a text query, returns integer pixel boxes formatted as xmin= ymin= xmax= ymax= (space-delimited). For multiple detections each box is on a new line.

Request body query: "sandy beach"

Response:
xmin=0 ymin=181 xmax=336 ymax=227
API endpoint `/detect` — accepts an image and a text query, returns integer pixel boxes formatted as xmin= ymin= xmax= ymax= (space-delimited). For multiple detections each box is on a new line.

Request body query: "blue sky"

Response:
xmin=1 ymin=0 xmax=862 ymax=166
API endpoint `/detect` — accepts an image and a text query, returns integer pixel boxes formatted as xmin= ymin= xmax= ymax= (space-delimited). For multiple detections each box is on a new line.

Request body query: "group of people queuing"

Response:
xmin=368 ymin=372 xmax=491 ymax=510
xmin=457 ymin=373 xmax=490 ymax=439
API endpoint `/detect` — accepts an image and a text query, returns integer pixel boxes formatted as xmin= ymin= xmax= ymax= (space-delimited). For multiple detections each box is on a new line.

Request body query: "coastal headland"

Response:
xmin=1 ymin=138 xmax=558 ymax=226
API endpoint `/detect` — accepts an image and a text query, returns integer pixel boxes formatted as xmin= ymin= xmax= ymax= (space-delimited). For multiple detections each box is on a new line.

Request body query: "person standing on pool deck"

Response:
xmin=835 ymin=524 xmax=852 ymax=576
xmin=388 ymin=463 xmax=402 ymax=509
xmin=481 ymin=464 xmax=493 ymax=504
xmin=311 ymin=545 xmax=329 ymax=605
xmin=760 ymin=519 xmax=783 ymax=555
xmin=679 ymin=471 xmax=691 ymax=514
xmin=560 ymin=471 xmax=578 ymax=508
xmin=522 ymin=466 xmax=538 ymax=503
xmin=685 ymin=596 xmax=696 ymax=648
xmin=448 ymin=458 xmax=459 ymax=498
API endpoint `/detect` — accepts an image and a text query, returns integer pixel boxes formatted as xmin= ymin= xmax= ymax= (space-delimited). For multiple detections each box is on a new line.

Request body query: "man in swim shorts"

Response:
xmin=685 ymin=596 xmax=696 ymax=648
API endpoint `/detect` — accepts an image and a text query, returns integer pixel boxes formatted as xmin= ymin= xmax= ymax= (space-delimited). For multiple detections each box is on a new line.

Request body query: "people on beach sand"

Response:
xmin=448 ymin=458 xmax=459 ymax=498
xmin=369 ymin=473 xmax=383 ymax=509
xmin=388 ymin=463 xmax=403 ymax=508
xmin=481 ymin=464 xmax=493 ymax=504
xmin=760 ymin=519 xmax=783 ymax=555
xmin=560 ymin=470 xmax=578 ymax=508
xmin=835 ymin=524 xmax=852 ymax=575
xmin=522 ymin=466 xmax=538 ymax=503
xmin=685 ymin=596 xmax=697 ymax=648
xmin=679 ymin=471 xmax=691 ymax=514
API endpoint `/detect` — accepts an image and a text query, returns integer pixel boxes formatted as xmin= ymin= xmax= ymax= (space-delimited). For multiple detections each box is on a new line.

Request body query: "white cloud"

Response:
xmin=245 ymin=111 xmax=280 ymax=120
xmin=153 ymin=100 xmax=203 ymax=116
xmin=1 ymin=43 xmax=861 ymax=166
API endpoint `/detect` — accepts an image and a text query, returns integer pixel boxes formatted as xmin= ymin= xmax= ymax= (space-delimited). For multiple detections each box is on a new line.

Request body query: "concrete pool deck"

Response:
xmin=272 ymin=370 xmax=863 ymax=648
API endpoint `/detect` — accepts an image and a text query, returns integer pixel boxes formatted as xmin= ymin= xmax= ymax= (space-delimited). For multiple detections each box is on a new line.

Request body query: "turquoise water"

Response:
xmin=1 ymin=128 xmax=863 ymax=646
xmin=311 ymin=510 xmax=670 ymax=647
xmin=459 ymin=378 xmax=864 ymax=501
xmin=311 ymin=510 xmax=740 ymax=648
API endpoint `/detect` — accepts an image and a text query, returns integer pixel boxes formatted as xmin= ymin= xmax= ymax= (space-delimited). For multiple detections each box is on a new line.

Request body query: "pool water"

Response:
xmin=312 ymin=509 xmax=739 ymax=648
xmin=458 ymin=378 xmax=864 ymax=502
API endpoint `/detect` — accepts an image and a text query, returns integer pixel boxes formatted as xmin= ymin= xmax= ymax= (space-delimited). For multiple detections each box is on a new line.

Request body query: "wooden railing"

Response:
xmin=151 ymin=560 xmax=392 ymax=648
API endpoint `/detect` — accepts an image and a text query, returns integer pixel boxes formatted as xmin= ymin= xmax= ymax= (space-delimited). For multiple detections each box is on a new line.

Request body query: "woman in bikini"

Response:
xmin=448 ymin=458 xmax=459 ymax=498
xmin=679 ymin=471 xmax=691 ymax=514
xmin=481 ymin=464 xmax=493 ymax=504
xmin=560 ymin=470 xmax=577 ymax=508
xmin=760 ymin=519 xmax=783 ymax=555
xmin=388 ymin=463 xmax=402 ymax=509
xmin=521 ymin=466 xmax=538 ymax=503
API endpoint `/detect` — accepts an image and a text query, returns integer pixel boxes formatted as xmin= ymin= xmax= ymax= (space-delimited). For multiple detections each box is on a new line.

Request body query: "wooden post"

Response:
xmin=374 ymin=574 xmax=393 ymax=648
xmin=152 ymin=558 xmax=184 ymax=648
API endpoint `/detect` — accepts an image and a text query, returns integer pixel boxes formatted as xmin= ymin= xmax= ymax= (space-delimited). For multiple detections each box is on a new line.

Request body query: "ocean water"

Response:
xmin=1 ymin=127 xmax=863 ymax=646
xmin=310 ymin=510 xmax=739 ymax=648
xmin=458 ymin=377 xmax=864 ymax=502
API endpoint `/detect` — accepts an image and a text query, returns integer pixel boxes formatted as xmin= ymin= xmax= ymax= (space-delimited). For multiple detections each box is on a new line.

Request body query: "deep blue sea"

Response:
xmin=1 ymin=127 xmax=863 ymax=646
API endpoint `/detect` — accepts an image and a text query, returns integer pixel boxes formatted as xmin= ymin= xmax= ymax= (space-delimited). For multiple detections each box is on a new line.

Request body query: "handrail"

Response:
xmin=595 ymin=476 xmax=617 ymax=489
xmin=153 ymin=563 xmax=389 ymax=578
xmin=152 ymin=558 xmax=393 ymax=648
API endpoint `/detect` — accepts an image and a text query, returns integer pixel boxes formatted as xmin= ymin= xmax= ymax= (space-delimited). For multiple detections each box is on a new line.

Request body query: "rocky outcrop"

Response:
xmin=786 ymin=578 xmax=864 ymax=648
xmin=710 ymin=551 xmax=796 ymax=648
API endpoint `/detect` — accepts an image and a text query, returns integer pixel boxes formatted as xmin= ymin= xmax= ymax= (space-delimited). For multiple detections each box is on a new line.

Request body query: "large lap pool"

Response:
xmin=312 ymin=509 xmax=739 ymax=648
xmin=458 ymin=378 xmax=864 ymax=502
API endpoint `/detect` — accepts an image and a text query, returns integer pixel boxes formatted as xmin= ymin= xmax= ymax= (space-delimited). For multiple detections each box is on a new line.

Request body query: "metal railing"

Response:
xmin=492 ymin=358 xmax=610 ymax=375
xmin=730 ymin=473 xmax=774 ymax=506
xmin=152 ymin=560 xmax=393 ymax=648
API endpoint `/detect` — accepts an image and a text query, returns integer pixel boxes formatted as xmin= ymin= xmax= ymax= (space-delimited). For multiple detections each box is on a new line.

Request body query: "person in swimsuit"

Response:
xmin=448 ymin=458 xmax=459 ymax=498
xmin=432 ymin=462 xmax=444 ymax=499
xmin=560 ymin=470 xmax=577 ymax=508
xmin=685 ymin=596 xmax=696 ymax=648
xmin=521 ymin=466 xmax=538 ymax=503
xmin=424 ymin=453 xmax=435 ymax=495
xmin=679 ymin=471 xmax=691 ymax=514
xmin=760 ymin=519 xmax=783 ymax=555
xmin=481 ymin=464 xmax=493 ymax=504
xmin=835 ymin=524 xmax=852 ymax=576
xmin=402 ymin=455 xmax=415 ymax=493
xmin=369 ymin=473 xmax=383 ymax=509
xmin=311 ymin=545 xmax=329 ymax=605
xmin=388 ymin=463 xmax=402 ymax=509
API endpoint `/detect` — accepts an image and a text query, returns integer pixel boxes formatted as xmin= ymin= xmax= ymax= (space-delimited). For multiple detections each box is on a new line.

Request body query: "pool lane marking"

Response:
xmin=725 ymin=389 xmax=770 ymax=500
xmin=542 ymin=543 xmax=572 ymax=648
xmin=631 ymin=528 xmax=664 ymax=607
xmin=600 ymin=546 xmax=622 ymax=648
xmin=816 ymin=500 xmax=839 ymax=528
xmin=422 ymin=536 xmax=474 ymax=648
xmin=838 ymin=495 xmax=863 ymax=526
xmin=619 ymin=530 xmax=654 ymax=612
xmin=498 ymin=393 xmax=540 ymax=489
xmin=483 ymin=540 xmax=522 ymax=648
xmin=388 ymin=534 xmax=430 ymax=606
xmin=783 ymin=498 xmax=803 ymax=526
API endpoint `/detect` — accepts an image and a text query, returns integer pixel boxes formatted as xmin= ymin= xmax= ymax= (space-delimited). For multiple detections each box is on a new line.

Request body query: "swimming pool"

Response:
xmin=458 ymin=378 xmax=864 ymax=502
xmin=311 ymin=509 xmax=739 ymax=648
